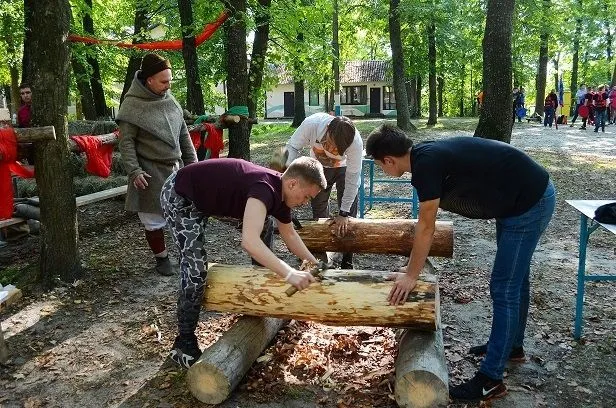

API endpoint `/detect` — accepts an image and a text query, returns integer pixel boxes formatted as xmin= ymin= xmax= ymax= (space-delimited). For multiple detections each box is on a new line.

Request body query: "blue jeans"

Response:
xmin=480 ymin=180 xmax=556 ymax=380
xmin=594 ymin=109 xmax=607 ymax=131
xmin=543 ymin=107 xmax=555 ymax=126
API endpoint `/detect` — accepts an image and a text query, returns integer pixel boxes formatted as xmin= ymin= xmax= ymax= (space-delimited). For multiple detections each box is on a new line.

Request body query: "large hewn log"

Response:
xmin=187 ymin=316 xmax=287 ymax=404
xmin=13 ymin=126 xmax=56 ymax=143
xmin=203 ymin=264 xmax=437 ymax=330
xmin=0 ymin=326 xmax=8 ymax=364
xmin=395 ymin=260 xmax=448 ymax=408
xmin=296 ymin=218 xmax=453 ymax=257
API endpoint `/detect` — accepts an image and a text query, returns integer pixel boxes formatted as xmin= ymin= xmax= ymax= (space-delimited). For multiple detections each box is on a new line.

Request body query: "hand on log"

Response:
xmin=387 ymin=272 xmax=418 ymax=306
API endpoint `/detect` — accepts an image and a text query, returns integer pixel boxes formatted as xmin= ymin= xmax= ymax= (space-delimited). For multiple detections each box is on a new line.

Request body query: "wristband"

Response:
xmin=339 ymin=210 xmax=350 ymax=217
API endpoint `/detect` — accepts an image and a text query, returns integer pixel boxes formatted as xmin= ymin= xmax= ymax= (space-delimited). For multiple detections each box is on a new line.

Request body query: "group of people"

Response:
xmin=114 ymin=52 xmax=554 ymax=403
xmin=569 ymin=83 xmax=616 ymax=133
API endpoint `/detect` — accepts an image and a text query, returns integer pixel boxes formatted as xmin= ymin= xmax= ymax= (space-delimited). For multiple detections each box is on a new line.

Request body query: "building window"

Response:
xmin=309 ymin=90 xmax=319 ymax=106
xmin=383 ymin=86 xmax=396 ymax=110
xmin=341 ymin=86 xmax=367 ymax=105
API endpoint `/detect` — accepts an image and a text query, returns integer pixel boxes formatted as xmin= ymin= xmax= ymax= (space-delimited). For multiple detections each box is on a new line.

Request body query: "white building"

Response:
xmin=265 ymin=61 xmax=397 ymax=119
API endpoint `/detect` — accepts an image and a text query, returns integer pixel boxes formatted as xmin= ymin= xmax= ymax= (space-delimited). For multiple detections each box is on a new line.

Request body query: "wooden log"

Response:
xmin=69 ymin=132 xmax=119 ymax=152
xmin=13 ymin=126 xmax=56 ymax=143
xmin=203 ymin=264 xmax=437 ymax=330
xmin=296 ymin=218 xmax=454 ymax=258
xmin=187 ymin=316 xmax=287 ymax=404
xmin=395 ymin=260 xmax=448 ymax=408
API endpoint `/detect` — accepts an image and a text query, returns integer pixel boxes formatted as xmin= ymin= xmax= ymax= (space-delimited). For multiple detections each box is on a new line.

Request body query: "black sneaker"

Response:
xmin=449 ymin=372 xmax=507 ymax=402
xmin=170 ymin=334 xmax=202 ymax=368
xmin=468 ymin=342 xmax=526 ymax=362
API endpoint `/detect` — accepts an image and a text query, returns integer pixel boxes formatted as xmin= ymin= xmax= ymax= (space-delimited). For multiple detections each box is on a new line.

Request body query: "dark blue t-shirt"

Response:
xmin=410 ymin=137 xmax=549 ymax=219
xmin=173 ymin=158 xmax=292 ymax=223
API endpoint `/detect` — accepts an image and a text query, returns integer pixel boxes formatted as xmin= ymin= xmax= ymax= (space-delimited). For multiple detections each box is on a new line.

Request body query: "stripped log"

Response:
xmin=0 ymin=325 xmax=7 ymax=364
xmin=187 ymin=316 xmax=287 ymax=404
xmin=296 ymin=218 xmax=454 ymax=257
xmin=14 ymin=126 xmax=56 ymax=143
xmin=395 ymin=260 xmax=448 ymax=408
xmin=203 ymin=264 xmax=438 ymax=330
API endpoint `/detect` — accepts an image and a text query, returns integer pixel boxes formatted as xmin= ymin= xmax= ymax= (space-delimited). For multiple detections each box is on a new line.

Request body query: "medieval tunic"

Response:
xmin=116 ymin=72 xmax=197 ymax=214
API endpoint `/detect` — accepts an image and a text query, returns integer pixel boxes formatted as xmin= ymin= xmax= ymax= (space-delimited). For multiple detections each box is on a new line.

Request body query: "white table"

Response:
xmin=566 ymin=200 xmax=616 ymax=339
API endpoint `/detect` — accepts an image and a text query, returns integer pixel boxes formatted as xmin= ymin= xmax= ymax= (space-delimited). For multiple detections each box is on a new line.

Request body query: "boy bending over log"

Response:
xmin=366 ymin=125 xmax=555 ymax=403
xmin=161 ymin=157 xmax=327 ymax=368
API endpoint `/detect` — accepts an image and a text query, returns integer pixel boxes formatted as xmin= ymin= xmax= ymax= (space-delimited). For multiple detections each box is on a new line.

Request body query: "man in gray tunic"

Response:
xmin=116 ymin=53 xmax=197 ymax=276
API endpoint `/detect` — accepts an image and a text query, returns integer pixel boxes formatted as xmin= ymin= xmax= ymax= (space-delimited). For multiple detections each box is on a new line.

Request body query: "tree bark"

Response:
xmin=416 ymin=75 xmax=422 ymax=117
xmin=534 ymin=32 xmax=549 ymax=117
xmin=332 ymin=0 xmax=340 ymax=115
xmin=28 ymin=0 xmax=80 ymax=285
xmin=178 ymin=0 xmax=205 ymax=115
xmin=71 ymin=54 xmax=97 ymax=120
xmin=389 ymin=0 xmax=411 ymax=130
xmin=296 ymin=218 xmax=453 ymax=257
xmin=473 ymin=0 xmax=514 ymax=142
xmin=187 ymin=316 xmax=287 ymax=404
xmin=83 ymin=0 xmax=107 ymax=118
xmin=120 ymin=1 xmax=149 ymax=105
xmin=247 ymin=0 xmax=271 ymax=119
xmin=427 ymin=22 xmax=437 ymax=126
xmin=203 ymin=264 xmax=438 ymax=330
xmin=224 ymin=0 xmax=251 ymax=160
xmin=407 ymin=77 xmax=417 ymax=118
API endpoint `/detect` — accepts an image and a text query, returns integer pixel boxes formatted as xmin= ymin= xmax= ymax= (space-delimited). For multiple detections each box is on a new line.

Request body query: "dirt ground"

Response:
xmin=1 ymin=118 xmax=615 ymax=408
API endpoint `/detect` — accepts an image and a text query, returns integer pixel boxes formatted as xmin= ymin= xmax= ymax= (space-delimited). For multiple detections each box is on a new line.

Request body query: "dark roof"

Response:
xmin=272 ymin=60 xmax=390 ymax=85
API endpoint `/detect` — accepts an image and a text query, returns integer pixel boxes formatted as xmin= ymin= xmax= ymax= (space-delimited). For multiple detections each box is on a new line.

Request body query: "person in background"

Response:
xmin=17 ymin=84 xmax=32 ymax=128
xmin=592 ymin=85 xmax=609 ymax=133
xmin=116 ymin=53 xmax=197 ymax=276
xmin=161 ymin=157 xmax=327 ymax=367
xmin=569 ymin=84 xmax=587 ymax=127
xmin=514 ymin=87 xmax=525 ymax=123
xmin=365 ymin=125 xmax=555 ymax=403
xmin=543 ymin=89 xmax=558 ymax=128
xmin=284 ymin=112 xmax=363 ymax=269
xmin=609 ymin=85 xmax=616 ymax=125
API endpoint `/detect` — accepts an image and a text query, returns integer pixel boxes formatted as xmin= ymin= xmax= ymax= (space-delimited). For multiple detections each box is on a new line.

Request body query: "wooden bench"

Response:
xmin=0 ymin=185 xmax=128 ymax=231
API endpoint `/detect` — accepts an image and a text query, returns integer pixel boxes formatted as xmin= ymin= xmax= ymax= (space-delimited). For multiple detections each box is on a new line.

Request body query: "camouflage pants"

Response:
xmin=160 ymin=172 xmax=274 ymax=336
xmin=161 ymin=173 xmax=208 ymax=336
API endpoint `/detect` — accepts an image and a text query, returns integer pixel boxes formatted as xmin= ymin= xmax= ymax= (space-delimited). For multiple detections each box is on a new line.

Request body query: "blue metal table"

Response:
xmin=358 ymin=158 xmax=418 ymax=218
xmin=566 ymin=200 xmax=616 ymax=339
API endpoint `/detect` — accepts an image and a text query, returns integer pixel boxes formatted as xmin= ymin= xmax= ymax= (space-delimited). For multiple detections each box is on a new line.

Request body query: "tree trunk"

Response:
xmin=203 ymin=264 xmax=438 ymax=330
xmin=224 ymin=0 xmax=251 ymax=160
xmin=121 ymin=1 xmax=149 ymax=105
xmin=179 ymin=0 xmax=205 ymax=115
xmin=187 ymin=316 xmax=287 ymax=404
xmin=416 ymin=75 xmax=422 ymax=117
xmin=10 ymin=67 xmax=19 ymax=117
xmin=83 ymin=0 xmax=107 ymax=118
xmin=2 ymin=11 xmax=20 ymax=116
xmin=21 ymin=0 xmax=34 ymax=85
xmin=297 ymin=218 xmax=453 ymax=257
xmin=332 ymin=0 xmax=340 ymax=115
xmin=407 ymin=77 xmax=418 ymax=118
xmin=291 ymin=80 xmax=306 ymax=127
xmin=389 ymin=0 xmax=411 ymax=130
xmin=71 ymin=54 xmax=97 ymax=120
xmin=437 ymin=76 xmax=444 ymax=117
xmin=474 ymin=0 xmax=514 ymax=142
xmin=28 ymin=0 xmax=80 ymax=285
xmin=534 ymin=1 xmax=550 ymax=118
xmin=570 ymin=15 xmax=581 ymax=115
xmin=247 ymin=0 xmax=271 ymax=119
xmin=427 ymin=22 xmax=437 ymax=126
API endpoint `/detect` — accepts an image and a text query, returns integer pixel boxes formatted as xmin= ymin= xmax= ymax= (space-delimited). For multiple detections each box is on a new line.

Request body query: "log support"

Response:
xmin=187 ymin=316 xmax=287 ymax=404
